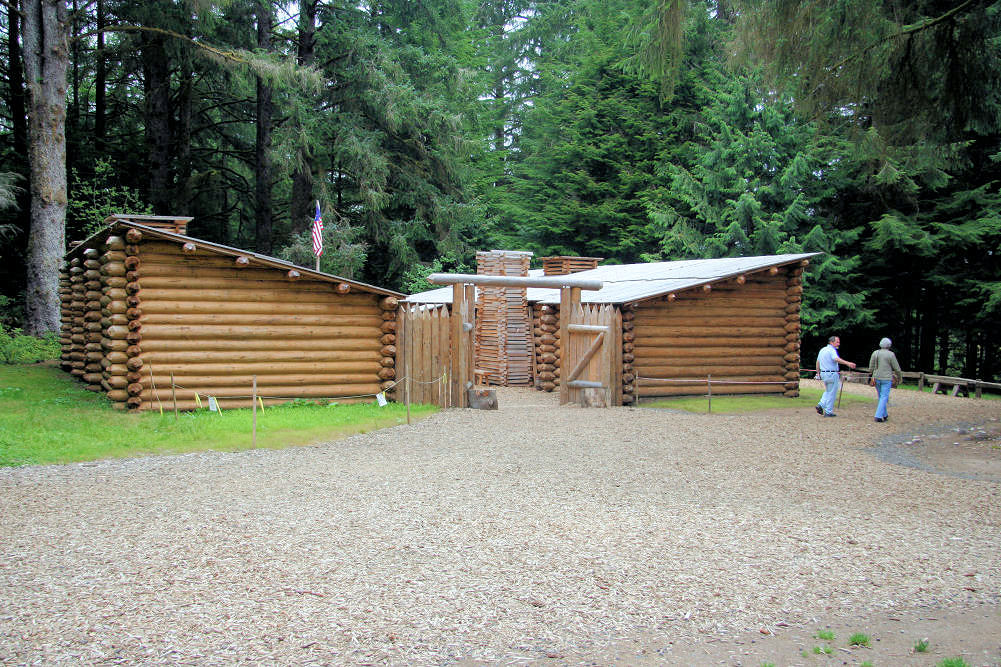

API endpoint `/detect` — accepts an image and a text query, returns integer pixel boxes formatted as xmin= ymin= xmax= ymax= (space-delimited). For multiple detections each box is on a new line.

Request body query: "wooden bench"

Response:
xmin=923 ymin=374 xmax=1001 ymax=399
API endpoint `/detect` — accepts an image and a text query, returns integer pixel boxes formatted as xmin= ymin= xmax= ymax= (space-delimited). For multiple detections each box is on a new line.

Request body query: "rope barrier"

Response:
xmin=165 ymin=370 xmax=449 ymax=407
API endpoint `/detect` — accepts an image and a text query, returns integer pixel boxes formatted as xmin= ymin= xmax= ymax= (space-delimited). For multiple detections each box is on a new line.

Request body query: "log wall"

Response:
xmin=131 ymin=238 xmax=389 ymax=410
xmin=59 ymin=226 xmax=396 ymax=412
xmin=532 ymin=303 xmax=558 ymax=392
xmin=632 ymin=265 xmax=804 ymax=398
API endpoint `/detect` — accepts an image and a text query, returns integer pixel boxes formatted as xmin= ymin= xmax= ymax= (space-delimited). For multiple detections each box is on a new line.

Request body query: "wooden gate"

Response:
xmin=560 ymin=303 xmax=622 ymax=407
xmin=396 ymin=285 xmax=475 ymax=408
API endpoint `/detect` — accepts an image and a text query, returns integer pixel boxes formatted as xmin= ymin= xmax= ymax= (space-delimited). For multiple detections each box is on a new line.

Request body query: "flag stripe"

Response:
xmin=312 ymin=202 xmax=324 ymax=257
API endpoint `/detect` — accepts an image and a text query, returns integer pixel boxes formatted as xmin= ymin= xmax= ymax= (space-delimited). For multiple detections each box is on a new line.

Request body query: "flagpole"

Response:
xmin=314 ymin=199 xmax=322 ymax=272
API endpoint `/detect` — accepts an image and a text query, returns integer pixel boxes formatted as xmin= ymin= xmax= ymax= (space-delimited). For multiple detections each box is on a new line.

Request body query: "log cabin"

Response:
xmin=59 ymin=214 xmax=403 ymax=411
xmin=405 ymin=251 xmax=819 ymax=405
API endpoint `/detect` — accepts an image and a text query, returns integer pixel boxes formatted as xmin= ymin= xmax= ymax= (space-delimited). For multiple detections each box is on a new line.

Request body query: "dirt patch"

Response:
xmin=872 ymin=420 xmax=1001 ymax=483
xmin=551 ymin=603 xmax=1001 ymax=666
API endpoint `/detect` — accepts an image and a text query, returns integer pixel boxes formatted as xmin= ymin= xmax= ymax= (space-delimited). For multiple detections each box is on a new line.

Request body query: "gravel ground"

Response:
xmin=1 ymin=380 xmax=999 ymax=665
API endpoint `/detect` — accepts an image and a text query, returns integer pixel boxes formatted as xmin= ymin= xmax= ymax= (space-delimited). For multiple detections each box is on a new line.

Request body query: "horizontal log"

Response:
xmin=637 ymin=383 xmax=786 ymax=397
xmin=139 ymin=382 xmax=383 ymax=401
xmin=139 ymin=312 xmax=383 ymax=328
xmin=141 ymin=374 xmax=378 ymax=389
xmin=138 ymin=287 xmax=380 ymax=305
xmin=137 ymin=360 xmax=381 ymax=376
xmin=634 ymin=345 xmax=785 ymax=359
xmin=139 ymin=338 xmax=382 ymax=353
xmin=634 ymin=316 xmax=787 ymax=331
xmin=634 ymin=325 xmax=786 ymax=338
xmin=138 ymin=324 xmax=381 ymax=340
xmin=635 ymin=307 xmax=789 ymax=324
xmin=633 ymin=364 xmax=785 ymax=377
xmin=139 ymin=299 xmax=379 ymax=317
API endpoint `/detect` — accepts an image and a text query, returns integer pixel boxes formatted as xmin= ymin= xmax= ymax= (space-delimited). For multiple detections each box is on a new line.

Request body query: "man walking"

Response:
xmin=815 ymin=335 xmax=856 ymax=417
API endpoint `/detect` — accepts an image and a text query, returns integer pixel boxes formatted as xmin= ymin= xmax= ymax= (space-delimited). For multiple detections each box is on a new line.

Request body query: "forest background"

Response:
xmin=1 ymin=0 xmax=1000 ymax=381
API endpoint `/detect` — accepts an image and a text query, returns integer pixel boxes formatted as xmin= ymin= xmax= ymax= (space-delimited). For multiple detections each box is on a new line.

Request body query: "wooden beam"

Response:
xmin=428 ymin=273 xmax=603 ymax=290
xmin=566 ymin=330 xmax=605 ymax=383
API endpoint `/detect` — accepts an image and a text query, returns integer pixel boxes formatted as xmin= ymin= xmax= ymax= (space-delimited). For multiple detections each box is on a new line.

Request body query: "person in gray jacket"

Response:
xmin=868 ymin=337 xmax=902 ymax=422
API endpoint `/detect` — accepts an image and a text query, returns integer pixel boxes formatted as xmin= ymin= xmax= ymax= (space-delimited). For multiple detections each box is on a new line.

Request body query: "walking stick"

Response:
xmin=836 ymin=370 xmax=845 ymax=409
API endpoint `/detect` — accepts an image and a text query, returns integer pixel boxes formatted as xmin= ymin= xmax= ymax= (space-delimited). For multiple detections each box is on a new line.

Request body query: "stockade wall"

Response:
xmin=631 ymin=266 xmax=803 ymax=398
xmin=60 ymin=228 xmax=398 ymax=411
xmin=396 ymin=304 xmax=452 ymax=407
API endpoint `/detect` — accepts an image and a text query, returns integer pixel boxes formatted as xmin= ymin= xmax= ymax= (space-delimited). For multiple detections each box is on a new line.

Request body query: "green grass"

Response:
xmin=815 ymin=629 xmax=836 ymax=641
xmin=0 ymin=363 xmax=437 ymax=466
xmin=639 ymin=386 xmax=873 ymax=414
xmin=848 ymin=632 xmax=872 ymax=648
xmin=914 ymin=638 xmax=930 ymax=653
xmin=937 ymin=659 xmax=970 ymax=667
xmin=812 ymin=645 xmax=833 ymax=655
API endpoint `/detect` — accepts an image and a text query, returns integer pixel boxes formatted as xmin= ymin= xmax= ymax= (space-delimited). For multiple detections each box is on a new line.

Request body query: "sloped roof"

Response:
xmin=65 ymin=220 xmax=403 ymax=297
xmin=405 ymin=252 xmax=819 ymax=305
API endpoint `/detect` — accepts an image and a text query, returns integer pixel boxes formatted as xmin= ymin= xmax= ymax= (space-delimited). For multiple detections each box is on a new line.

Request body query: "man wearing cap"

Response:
xmin=815 ymin=335 xmax=856 ymax=417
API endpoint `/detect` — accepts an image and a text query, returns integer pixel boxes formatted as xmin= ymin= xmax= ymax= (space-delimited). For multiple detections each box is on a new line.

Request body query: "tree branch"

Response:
xmin=825 ymin=0 xmax=976 ymax=74
xmin=73 ymin=25 xmax=251 ymax=65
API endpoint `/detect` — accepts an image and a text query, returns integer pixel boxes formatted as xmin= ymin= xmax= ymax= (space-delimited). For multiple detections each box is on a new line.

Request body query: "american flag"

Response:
xmin=311 ymin=200 xmax=324 ymax=257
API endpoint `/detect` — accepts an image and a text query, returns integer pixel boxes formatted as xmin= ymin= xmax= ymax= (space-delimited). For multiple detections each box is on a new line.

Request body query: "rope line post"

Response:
xmin=405 ymin=374 xmax=411 ymax=425
xmin=707 ymin=374 xmax=712 ymax=414
xmin=170 ymin=372 xmax=178 ymax=420
xmin=251 ymin=375 xmax=257 ymax=449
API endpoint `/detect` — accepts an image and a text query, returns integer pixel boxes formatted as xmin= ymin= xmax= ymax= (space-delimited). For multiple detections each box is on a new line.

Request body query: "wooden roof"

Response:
xmin=65 ymin=219 xmax=403 ymax=298
xmin=406 ymin=252 xmax=820 ymax=306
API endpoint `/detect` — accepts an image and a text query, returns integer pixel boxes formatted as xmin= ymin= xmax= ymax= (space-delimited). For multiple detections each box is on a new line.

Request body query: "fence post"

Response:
xmin=252 ymin=375 xmax=257 ymax=449
xmin=707 ymin=374 xmax=712 ymax=414
xmin=405 ymin=374 xmax=411 ymax=425
xmin=170 ymin=372 xmax=178 ymax=420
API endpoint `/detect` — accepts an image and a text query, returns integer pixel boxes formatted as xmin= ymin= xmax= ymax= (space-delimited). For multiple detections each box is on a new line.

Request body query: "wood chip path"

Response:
xmin=1 ymin=381 xmax=999 ymax=665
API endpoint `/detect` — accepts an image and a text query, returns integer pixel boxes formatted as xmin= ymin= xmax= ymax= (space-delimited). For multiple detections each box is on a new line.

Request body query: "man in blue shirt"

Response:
xmin=815 ymin=335 xmax=856 ymax=417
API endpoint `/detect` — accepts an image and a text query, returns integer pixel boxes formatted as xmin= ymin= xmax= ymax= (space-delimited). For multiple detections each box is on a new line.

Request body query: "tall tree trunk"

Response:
xmin=142 ymin=32 xmax=172 ymax=214
xmin=254 ymin=3 xmax=274 ymax=254
xmin=173 ymin=31 xmax=194 ymax=215
xmin=289 ymin=0 xmax=317 ymax=235
xmin=7 ymin=0 xmax=31 ymax=233
xmin=21 ymin=0 xmax=69 ymax=335
xmin=94 ymin=0 xmax=106 ymax=148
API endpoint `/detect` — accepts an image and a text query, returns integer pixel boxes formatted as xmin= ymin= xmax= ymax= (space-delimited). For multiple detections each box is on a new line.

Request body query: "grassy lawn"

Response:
xmin=0 ymin=363 xmax=437 ymax=467
xmin=638 ymin=386 xmax=874 ymax=414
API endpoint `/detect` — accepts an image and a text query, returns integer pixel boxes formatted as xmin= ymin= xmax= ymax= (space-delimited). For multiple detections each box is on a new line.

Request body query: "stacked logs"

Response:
xmin=68 ymin=257 xmax=87 ymax=377
xmin=379 ymin=296 xmax=398 ymax=395
xmin=620 ymin=304 xmax=636 ymax=404
xmin=533 ymin=304 xmax=558 ymax=391
xmin=58 ymin=261 xmax=77 ymax=373
xmin=783 ymin=260 xmax=809 ymax=397
xmin=631 ymin=270 xmax=791 ymax=397
xmin=97 ymin=233 xmax=134 ymax=409
xmin=80 ymin=248 xmax=105 ymax=390
xmin=133 ymin=238 xmax=386 ymax=410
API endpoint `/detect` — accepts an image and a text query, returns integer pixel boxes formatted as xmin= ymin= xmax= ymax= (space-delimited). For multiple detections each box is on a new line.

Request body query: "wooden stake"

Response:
xmin=252 ymin=375 xmax=257 ymax=449
xmin=405 ymin=374 xmax=411 ymax=425
xmin=171 ymin=372 xmax=178 ymax=420
xmin=707 ymin=374 xmax=712 ymax=414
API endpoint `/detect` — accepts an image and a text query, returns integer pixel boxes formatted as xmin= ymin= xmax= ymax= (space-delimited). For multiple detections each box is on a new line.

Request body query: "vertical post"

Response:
xmin=170 ymin=372 xmax=178 ymax=420
xmin=252 ymin=375 xmax=257 ymax=449
xmin=451 ymin=283 xmax=465 ymax=408
xmin=405 ymin=374 xmax=411 ymax=424
xmin=464 ymin=283 xmax=475 ymax=402
xmin=559 ymin=286 xmax=572 ymax=405
xmin=707 ymin=374 xmax=712 ymax=414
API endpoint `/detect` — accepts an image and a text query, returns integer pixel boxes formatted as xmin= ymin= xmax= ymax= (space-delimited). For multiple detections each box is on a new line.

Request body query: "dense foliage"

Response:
xmin=1 ymin=0 xmax=998 ymax=380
